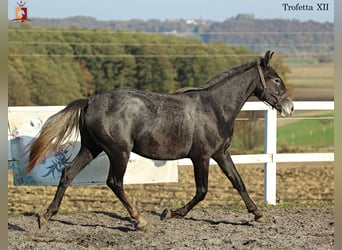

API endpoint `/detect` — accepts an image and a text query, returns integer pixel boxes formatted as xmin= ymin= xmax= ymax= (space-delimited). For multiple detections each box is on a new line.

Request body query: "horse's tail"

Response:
xmin=26 ymin=99 xmax=89 ymax=173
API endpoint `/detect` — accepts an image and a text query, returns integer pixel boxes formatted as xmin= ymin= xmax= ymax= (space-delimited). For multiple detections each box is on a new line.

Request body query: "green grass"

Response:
xmin=231 ymin=112 xmax=334 ymax=154
xmin=278 ymin=60 xmax=334 ymax=150
xmin=277 ymin=113 xmax=334 ymax=150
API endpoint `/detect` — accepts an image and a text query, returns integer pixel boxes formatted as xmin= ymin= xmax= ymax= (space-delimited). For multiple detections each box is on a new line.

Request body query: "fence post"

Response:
xmin=264 ymin=107 xmax=277 ymax=205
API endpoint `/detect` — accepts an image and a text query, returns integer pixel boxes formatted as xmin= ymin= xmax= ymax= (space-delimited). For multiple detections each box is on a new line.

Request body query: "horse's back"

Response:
xmin=84 ymin=89 xmax=196 ymax=159
xmin=86 ymin=89 xmax=192 ymax=123
xmin=85 ymin=89 xmax=157 ymax=132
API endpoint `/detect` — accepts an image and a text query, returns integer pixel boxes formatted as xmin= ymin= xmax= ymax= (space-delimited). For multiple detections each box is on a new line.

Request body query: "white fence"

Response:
xmin=179 ymin=101 xmax=334 ymax=205
xmin=8 ymin=101 xmax=334 ymax=205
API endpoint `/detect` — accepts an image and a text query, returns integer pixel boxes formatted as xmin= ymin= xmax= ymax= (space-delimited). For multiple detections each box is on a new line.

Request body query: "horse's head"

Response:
xmin=254 ymin=50 xmax=294 ymax=117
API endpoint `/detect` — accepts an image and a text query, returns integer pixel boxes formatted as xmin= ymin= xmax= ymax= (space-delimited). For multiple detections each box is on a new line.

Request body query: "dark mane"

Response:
xmin=172 ymin=86 xmax=203 ymax=94
xmin=172 ymin=60 xmax=258 ymax=95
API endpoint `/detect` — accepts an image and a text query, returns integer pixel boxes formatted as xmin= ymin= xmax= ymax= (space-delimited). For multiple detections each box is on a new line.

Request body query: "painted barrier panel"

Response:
xmin=8 ymin=107 xmax=178 ymax=185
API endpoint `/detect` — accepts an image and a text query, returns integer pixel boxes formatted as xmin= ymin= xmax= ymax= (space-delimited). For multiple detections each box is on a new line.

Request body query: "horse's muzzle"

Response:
xmin=279 ymin=97 xmax=294 ymax=117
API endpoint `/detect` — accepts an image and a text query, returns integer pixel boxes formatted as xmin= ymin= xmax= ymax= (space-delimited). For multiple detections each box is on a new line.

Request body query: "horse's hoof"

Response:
xmin=136 ymin=220 xmax=149 ymax=231
xmin=255 ymin=214 xmax=267 ymax=223
xmin=135 ymin=216 xmax=149 ymax=231
xmin=160 ymin=208 xmax=172 ymax=220
xmin=37 ymin=215 xmax=48 ymax=229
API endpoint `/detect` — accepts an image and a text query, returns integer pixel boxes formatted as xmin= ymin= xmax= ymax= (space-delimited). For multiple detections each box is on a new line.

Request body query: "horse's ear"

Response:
xmin=263 ymin=50 xmax=274 ymax=67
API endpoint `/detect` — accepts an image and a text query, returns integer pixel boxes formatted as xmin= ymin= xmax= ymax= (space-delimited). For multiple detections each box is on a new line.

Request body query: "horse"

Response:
xmin=26 ymin=50 xmax=294 ymax=230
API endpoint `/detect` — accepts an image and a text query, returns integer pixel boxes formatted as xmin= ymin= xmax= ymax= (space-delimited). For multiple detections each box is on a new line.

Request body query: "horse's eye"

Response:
xmin=273 ymin=78 xmax=281 ymax=85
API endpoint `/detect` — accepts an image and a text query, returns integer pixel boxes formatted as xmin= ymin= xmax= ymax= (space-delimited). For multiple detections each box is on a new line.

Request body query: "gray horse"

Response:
xmin=27 ymin=51 xmax=294 ymax=230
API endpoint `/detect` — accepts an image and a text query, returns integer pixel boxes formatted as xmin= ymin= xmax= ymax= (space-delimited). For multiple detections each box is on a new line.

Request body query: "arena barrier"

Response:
xmin=8 ymin=101 xmax=334 ymax=205
xmin=8 ymin=106 xmax=178 ymax=185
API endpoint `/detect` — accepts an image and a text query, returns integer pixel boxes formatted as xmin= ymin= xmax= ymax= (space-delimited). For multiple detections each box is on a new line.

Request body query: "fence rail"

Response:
xmin=8 ymin=101 xmax=334 ymax=205
xmin=179 ymin=101 xmax=334 ymax=205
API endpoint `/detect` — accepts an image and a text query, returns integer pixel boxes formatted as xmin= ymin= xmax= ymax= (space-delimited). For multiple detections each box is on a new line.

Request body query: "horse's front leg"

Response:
xmin=213 ymin=151 xmax=267 ymax=223
xmin=161 ymin=157 xmax=209 ymax=220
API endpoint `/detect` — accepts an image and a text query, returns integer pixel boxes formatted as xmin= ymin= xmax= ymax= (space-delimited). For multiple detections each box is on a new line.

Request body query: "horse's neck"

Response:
xmin=206 ymin=67 xmax=258 ymax=120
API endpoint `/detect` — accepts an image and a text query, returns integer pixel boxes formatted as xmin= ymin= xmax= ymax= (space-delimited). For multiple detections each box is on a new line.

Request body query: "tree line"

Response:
xmin=8 ymin=24 xmax=290 ymax=107
xmin=9 ymin=24 xmax=292 ymax=153
xmin=28 ymin=15 xmax=334 ymax=57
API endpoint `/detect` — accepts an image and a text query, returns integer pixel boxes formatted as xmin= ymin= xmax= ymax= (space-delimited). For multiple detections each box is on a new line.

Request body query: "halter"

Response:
xmin=257 ymin=64 xmax=290 ymax=102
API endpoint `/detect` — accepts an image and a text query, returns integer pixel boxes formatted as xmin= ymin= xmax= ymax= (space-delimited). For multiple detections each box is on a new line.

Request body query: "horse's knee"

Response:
xmin=196 ymin=188 xmax=207 ymax=201
xmin=60 ymin=171 xmax=70 ymax=187
xmin=106 ymin=176 xmax=124 ymax=195
xmin=60 ymin=166 xmax=78 ymax=187
xmin=106 ymin=176 xmax=114 ymax=188
xmin=106 ymin=177 xmax=117 ymax=190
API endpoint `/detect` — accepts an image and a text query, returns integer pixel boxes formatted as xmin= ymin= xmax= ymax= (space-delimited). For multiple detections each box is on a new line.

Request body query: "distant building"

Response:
xmin=186 ymin=19 xmax=198 ymax=25
xmin=235 ymin=14 xmax=255 ymax=21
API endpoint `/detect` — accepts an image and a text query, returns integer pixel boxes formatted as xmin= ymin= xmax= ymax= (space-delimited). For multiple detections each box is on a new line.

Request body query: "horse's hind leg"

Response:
xmin=213 ymin=151 xmax=266 ymax=223
xmin=106 ymin=151 xmax=148 ymax=230
xmin=38 ymin=145 xmax=95 ymax=229
xmin=161 ymin=157 xmax=209 ymax=220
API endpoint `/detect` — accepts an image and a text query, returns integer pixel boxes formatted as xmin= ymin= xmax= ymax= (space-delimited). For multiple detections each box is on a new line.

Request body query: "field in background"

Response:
xmin=286 ymin=61 xmax=334 ymax=101
xmin=288 ymin=62 xmax=333 ymax=88
xmin=278 ymin=60 xmax=334 ymax=152
xmin=277 ymin=112 xmax=334 ymax=152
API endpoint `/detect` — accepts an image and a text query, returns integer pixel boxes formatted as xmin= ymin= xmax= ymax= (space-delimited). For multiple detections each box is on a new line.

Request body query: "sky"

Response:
xmin=8 ymin=0 xmax=334 ymax=23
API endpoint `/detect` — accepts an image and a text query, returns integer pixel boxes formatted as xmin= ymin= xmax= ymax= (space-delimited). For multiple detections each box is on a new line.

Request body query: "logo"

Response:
xmin=12 ymin=1 xmax=31 ymax=23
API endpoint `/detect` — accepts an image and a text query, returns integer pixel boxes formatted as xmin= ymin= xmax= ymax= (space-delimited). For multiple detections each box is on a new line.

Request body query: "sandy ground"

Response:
xmin=8 ymin=162 xmax=334 ymax=249
xmin=8 ymin=207 xmax=334 ymax=249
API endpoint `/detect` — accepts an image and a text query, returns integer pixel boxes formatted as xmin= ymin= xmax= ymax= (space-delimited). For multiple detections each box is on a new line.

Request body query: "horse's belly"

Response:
xmin=133 ymin=133 xmax=192 ymax=160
